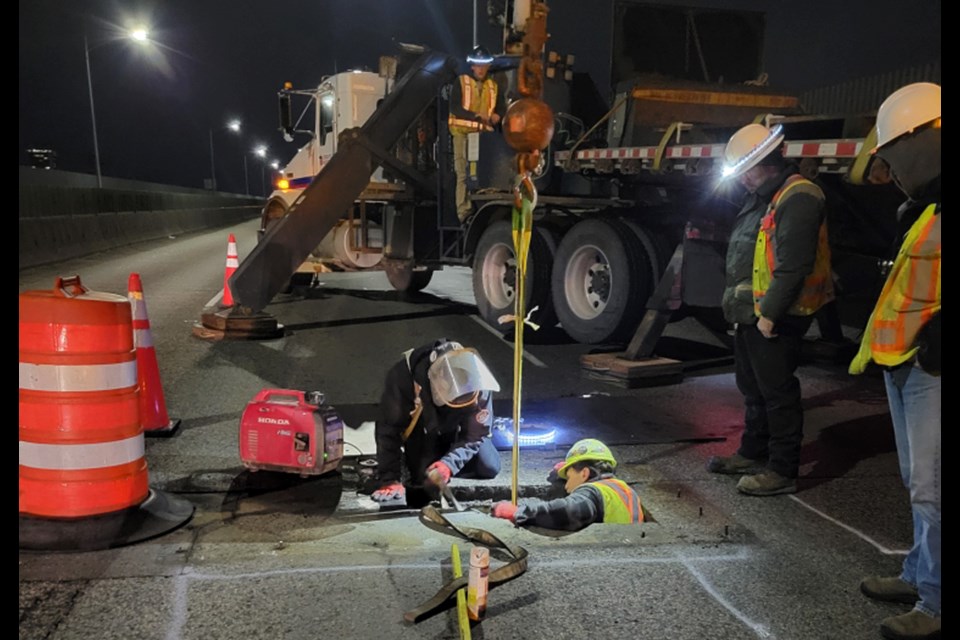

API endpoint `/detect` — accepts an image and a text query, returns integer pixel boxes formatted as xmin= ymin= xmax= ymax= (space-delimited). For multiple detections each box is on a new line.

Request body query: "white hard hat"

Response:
xmin=721 ymin=123 xmax=785 ymax=179
xmin=427 ymin=347 xmax=500 ymax=407
xmin=873 ymin=82 xmax=941 ymax=151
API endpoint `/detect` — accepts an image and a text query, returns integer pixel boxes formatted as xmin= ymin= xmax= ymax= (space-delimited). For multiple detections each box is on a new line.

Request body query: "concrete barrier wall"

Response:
xmin=19 ymin=169 xmax=264 ymax=269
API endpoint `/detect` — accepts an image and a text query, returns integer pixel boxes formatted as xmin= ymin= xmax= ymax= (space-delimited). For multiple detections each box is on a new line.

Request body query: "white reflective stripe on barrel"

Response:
xmin=19 ymin=361 xmax=138 ymax=392
xmin=19 ymin=434 xmax=145 ymax=470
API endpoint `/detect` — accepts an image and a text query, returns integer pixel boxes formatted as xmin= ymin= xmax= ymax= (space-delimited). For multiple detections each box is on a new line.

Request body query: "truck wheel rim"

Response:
xmin=564 ymin=244 xmax=610 ymax=320
xmin=481 ymin=242 xmax=516 ymax=309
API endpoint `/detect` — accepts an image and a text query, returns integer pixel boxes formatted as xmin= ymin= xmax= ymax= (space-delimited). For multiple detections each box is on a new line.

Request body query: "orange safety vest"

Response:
xmin=590 ymin=478 xmax=643 ymax=523
xmin=752 ymin=174 xmax=835 ymax=317
xmin=849 ymin=203 xmax=941 ymax=374
xmin=448 ymin=74 xmax=497 ymax=135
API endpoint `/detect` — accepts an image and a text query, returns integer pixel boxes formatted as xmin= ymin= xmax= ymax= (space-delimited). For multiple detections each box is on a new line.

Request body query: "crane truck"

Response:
xmin=224 ymin=2 xmax=920 ymax=354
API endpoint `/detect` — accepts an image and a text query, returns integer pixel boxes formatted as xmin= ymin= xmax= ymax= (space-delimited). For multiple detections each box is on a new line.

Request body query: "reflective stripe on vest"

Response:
xmin=752 ymin=174 xmax=835 ymax=316
xmin=590 ymin=478 xmax=643 ymax=523
xmin=850 ymin=203 xmax=941 ymax=374
xmin=448 ymin=75 xmax=497 ymax=135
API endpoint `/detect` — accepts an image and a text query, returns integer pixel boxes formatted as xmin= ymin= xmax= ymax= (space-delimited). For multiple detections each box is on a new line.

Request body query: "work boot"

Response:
xmin=736 ymin=470 xmax=796 ymax=496
xmin=880 ymin=609 xmax=941 ymax=640
xmin=861 ymin=576 xmax=919 ymax=604
xmin=706 ymin=453 xmax=765 ymax=475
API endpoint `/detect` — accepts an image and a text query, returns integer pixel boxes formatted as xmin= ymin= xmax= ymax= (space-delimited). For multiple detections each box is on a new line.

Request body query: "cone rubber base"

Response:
xmin=19 ymin=489 xmax=195 ymax=552
xmin=144 ymin=417 xmax=183 ymax=438
xmin=192 ymin=306 xmax=284 ymax=341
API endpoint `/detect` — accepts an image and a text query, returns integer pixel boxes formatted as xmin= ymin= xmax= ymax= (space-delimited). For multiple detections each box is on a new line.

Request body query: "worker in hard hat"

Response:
xmin=370 ymin=339 xmax=501 ymax=506
xmin=850 ymin=82 xmax=940 ymax=640
xmin=707 ymin=121 xmax=834 ymax=496
xmin=448 ymin=45 xmax=505 ymax=222
xmin=490 ymin=439 xmax=643 ymax=530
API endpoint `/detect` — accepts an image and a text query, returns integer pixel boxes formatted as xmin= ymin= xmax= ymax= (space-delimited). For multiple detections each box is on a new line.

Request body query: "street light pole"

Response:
xmin=243 ymin=155 xmax=249 ymax=195
xmin=84 ymin=34 xmax=103 ymax=189
xmin=208 ymin=128 xmax=217 ymax=191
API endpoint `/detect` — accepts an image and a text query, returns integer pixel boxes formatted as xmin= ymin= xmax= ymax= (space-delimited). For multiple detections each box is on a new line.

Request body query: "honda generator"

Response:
xmin=239 ymin=389 xmax=344 ymax=476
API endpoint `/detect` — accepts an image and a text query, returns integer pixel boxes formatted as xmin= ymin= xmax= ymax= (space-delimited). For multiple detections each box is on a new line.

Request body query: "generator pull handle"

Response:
xmin=254 ymin=389 xmax=306 ymax=405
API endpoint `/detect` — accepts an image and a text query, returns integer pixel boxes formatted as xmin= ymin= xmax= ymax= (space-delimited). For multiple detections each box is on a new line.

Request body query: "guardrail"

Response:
xmin=19 ymin=168 xmax=264 ymax=269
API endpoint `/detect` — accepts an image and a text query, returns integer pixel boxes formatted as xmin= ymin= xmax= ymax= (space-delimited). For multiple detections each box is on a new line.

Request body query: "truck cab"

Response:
xmin=262 ymin=70 xmax=390 ymax=272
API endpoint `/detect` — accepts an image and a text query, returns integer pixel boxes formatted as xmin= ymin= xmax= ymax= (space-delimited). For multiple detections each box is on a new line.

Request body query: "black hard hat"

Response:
xmin=466 ymin=46 xmax=495 ymax=65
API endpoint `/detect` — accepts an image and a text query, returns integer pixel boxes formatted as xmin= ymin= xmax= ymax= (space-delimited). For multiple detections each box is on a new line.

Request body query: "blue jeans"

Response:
xmin=884 ymin=363 xmax=941 ymax=617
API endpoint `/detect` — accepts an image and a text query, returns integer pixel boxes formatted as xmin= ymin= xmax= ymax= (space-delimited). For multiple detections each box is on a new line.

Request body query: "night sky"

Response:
xmin=19 ymin=0 xmax=940 ymax=194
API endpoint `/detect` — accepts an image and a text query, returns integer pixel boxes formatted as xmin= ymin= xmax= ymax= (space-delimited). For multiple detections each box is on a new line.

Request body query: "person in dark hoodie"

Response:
xmin=706 ymin=122 xmax=835 ymax=496
xmin=850 ymin=82 xmax=940 ymax=640
xmin=370 ymin=339 xmax=501 ymax=506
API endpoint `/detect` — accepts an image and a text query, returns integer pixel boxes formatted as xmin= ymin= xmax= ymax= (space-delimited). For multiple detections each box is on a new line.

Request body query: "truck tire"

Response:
xmin=384 ymin=258 xmax=434 ymax=293
xmin=551 ymin=218 xmax=654 ymax=344
xmin=472 ymin=220 xmax=557 ymax=333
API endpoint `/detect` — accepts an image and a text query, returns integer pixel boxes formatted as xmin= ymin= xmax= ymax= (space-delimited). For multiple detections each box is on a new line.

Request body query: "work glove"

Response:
xmin=491 ymin=501 xmax=518 ymax=523
xmin=371 ymin=482 xmax=405 ymax=502
xmin=914 ymin=311 xmax=941 ymax=376
xmin=425 ymin=461 xmax=453 ymax=485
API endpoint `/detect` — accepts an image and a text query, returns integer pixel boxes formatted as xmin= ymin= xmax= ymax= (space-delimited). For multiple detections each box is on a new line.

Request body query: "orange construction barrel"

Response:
xmin=19 ymin=276 xmax=193 ymax=551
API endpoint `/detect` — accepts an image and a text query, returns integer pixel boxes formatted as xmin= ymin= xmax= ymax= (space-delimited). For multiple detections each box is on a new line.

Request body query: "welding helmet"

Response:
xmin=721 ymin=123 xmax=785 ymax=179
xmin=873 ymin=82 xmax=941 ymax=151
xmin=556 ymin=438 xmax=617 ymax=479
xmin=466 ymin=46 xmax=495 ymax=65
xmin=427 ymin=346 xmax=500 ymax=407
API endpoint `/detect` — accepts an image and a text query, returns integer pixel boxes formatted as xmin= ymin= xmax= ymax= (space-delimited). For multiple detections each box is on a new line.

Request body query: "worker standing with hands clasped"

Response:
xmin=490 ymin=439 xmax=643 ymax=530
xmin=448 ymin=46 xmax=505 ymax=222
xmin=850 ymin=82 xmax=940 ymax=640
xmin=707 ymin=122 xmax=834 ymax=496
xmin=371 ymin=339 xmax=502 ymax=507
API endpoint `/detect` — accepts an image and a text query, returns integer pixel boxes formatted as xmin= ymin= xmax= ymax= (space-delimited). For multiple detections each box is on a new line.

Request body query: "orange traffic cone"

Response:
xmin=221 ymin=233 xmax=239 ymax=308
xmin=128 ymin=273 xmax=181 ymax=437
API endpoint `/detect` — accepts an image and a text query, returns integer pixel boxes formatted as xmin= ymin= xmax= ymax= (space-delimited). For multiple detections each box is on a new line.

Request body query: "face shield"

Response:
xmin=427 ymin=348 xmax=500 ymax=407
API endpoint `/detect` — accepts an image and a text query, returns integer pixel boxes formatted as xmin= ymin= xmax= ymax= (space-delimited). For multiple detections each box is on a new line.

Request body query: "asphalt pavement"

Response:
xmin=19 ymin=219 xmax=912 ymax=640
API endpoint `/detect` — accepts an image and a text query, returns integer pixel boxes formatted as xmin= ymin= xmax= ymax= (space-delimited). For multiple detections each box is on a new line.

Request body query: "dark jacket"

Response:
xmin=375 ymin=340 xmax=494 ymax=484
xmin=722 ymin=164 xmax=827 ymax=326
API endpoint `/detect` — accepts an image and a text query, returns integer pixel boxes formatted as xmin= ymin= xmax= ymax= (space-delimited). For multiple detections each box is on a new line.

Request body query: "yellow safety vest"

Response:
xmin=590 ymin=478 xmax=643 ymax=524
xmin=448 ymin=74 xmax=497 ymax=135
xmin=850 ymin=203 xmax=941 ymax=374
xmin=753 ymin=174 xmax=835 ymax=317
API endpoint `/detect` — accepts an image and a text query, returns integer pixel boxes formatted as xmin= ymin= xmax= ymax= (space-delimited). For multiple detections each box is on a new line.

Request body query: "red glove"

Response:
xmin=426 ymin=461 xmax=453 ymax=485
xmin=371 ymin=482 xmax=405 ymax=502
xmin=491 ymin=501 xmax=518 ymax=522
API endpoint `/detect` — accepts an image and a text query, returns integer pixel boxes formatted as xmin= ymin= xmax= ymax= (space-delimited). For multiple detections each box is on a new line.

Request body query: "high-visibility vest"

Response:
xmin=850 ymin=203 xmax=941 ymax=374
xmin=752 ymin=174 xmax=835 ymax=317
xmin=590 ymin=478 xmax=643 ymax=523
xmin=448 ymin=74 xmax=497 ymax=135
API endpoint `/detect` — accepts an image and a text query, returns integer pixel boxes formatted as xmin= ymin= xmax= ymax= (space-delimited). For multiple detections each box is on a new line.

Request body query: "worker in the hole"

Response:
xmin=490 ymin=439 xmax=643 ymax=529
xmin=370 ymin=339 xmax=501 ymax=507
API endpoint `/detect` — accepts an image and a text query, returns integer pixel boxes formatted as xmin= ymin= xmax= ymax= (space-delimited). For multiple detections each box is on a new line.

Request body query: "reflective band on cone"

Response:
xmin=19 ymin=276 xmax=193 ymax=551
xmin=128 ymin=273 xmax=181 ymax=436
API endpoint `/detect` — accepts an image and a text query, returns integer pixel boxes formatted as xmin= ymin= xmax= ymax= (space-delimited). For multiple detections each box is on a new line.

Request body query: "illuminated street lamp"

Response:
xmin=208 ymin=118 xmax=242 ymax=191
xmin=84 ymin=26 xmax=153 ymax=188
xmin=254 ymin=145 xmax=268 ymax=196
xmin=243 ymin=145 xmax=267 ymax=196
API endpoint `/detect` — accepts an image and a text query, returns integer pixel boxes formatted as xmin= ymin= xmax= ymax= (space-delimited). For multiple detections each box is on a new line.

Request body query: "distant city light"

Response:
xmin=254 ymin=145 xmax=267 ymax=158
xmin=227 ymin=119 xmax=241 ymax=132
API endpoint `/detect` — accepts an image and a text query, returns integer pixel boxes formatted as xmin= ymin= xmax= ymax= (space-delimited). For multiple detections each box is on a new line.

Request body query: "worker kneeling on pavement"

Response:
xmin=371 ymin=339 xmax=501 ymax=505
xmin=491 ymin=439 xmax=643 ymax=530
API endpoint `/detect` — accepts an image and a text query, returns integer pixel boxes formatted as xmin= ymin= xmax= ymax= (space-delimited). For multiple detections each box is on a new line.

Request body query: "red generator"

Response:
xmin=239 ymin=389 xmax=344 ymax=476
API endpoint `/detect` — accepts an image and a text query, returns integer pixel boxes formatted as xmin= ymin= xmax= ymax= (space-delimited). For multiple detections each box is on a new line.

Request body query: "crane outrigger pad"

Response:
xmin=192 ymin=306 xmax=284 ymax=341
